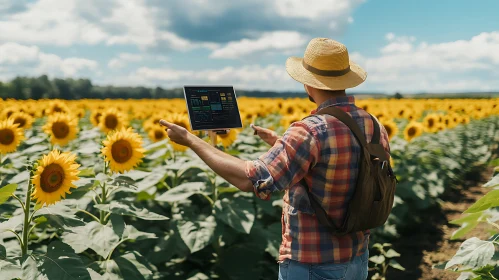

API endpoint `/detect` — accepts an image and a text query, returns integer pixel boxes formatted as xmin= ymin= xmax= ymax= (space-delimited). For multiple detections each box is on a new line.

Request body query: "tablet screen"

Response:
xmin=183 ymin=86 xmax=243 ymax=131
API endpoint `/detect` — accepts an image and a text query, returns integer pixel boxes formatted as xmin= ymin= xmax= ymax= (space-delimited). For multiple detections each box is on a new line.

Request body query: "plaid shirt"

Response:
xmin=245 ymin=95 xmax=391 ymax=264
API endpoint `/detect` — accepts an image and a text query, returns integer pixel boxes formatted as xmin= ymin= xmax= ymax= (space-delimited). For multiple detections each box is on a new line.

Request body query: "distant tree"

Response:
xmin=54 ymin=78 xmax=71 ymax=100
xmin=394 ymin=92 xmax=403 ymax=99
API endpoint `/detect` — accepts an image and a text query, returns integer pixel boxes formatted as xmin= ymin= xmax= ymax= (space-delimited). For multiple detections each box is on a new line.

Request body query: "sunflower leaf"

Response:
xmin=62 ymin=221 xmax=120 ymax=258
xmin=0 ymin=259 xmax=22 ymax=279
xmin=0 ymin=184 xmax=17 ymax=205
xmin=37 ymin=241 xmax=92 ymax=280
xmin=155 ymin=182 xmax=211 ymax=203
xmin=214 ymin=197 xmax=255 ymax=234
xmin=94 ymin=201 xmax=168 ymax=221
xmin=33 ymin=203 xmax=85 ymax=230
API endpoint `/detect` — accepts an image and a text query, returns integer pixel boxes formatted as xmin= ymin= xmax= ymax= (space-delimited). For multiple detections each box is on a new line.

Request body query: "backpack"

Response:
xmin=302 ymin=106 xmax=397 ymax=236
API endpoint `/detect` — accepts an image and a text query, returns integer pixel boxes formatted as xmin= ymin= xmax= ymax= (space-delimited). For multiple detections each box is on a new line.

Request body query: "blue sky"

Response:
xmin=0 ymin=0 xmax=498 ymax=93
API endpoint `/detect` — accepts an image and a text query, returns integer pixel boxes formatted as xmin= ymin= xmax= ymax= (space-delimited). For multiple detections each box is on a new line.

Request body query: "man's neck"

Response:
xmin=314 ymin=92 xmax=347 ymax=107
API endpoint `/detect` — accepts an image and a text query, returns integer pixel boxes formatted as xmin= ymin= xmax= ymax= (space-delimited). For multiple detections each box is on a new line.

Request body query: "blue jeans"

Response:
xmin=278 ymin=249 xmax=369 ymax=280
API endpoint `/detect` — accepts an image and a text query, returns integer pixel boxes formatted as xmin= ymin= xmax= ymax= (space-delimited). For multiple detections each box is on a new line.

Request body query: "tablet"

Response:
xmin=183 ymin=86 xmax=243 ymax=131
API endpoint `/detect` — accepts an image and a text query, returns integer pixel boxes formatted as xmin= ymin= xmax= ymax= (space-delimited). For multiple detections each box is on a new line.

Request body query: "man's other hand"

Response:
xmin=251 ymin=124 xmax=279 ymax=146
xmin=159 ymin=119 xmax=193 ymax=147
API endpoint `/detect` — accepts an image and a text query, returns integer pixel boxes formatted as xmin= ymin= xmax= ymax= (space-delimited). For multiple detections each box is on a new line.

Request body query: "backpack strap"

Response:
xmin=301 ymin=106 xmax=382 ymax=234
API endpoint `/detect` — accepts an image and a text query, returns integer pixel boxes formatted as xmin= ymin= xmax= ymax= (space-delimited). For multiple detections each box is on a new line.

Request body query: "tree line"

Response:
xmin=0 ymin=75 xmax=311 ymax=100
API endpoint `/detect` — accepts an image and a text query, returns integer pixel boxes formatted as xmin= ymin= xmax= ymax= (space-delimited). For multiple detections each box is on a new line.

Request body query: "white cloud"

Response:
xmin=0 ymin=42 xmax=98 ymax=78
xmin=210 ymin=31 xmax=307 ymax=59
xmin=120 ymin=64 xmax=294 ymax=90
xmin=0 ymin=0 xmax=108 ymax=46
xmin=353 ymin=32 xmax=499 ymax=92
xmin=107 ymin=52 xmax=169 ymax=69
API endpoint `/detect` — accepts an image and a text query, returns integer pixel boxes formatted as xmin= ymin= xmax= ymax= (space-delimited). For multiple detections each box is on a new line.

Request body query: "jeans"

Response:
xmin=278 ymin=249 xmax=369 ymax=280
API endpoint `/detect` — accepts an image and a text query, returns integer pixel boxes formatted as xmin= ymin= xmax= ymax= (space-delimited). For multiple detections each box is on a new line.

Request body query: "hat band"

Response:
xmin=302 ymin=61 xmax=351 ymax=77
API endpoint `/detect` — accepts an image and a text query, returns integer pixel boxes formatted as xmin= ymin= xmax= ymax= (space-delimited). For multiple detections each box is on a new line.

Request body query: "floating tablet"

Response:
xmin=183 ymin=86 xmax=243 ymax=131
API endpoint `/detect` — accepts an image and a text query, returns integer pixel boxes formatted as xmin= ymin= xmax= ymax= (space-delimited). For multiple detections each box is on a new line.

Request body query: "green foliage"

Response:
xmin=435 ymin=159 xmax=499 ymax=279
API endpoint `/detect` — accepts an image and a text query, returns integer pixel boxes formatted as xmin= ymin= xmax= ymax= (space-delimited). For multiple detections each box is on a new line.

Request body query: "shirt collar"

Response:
xmin=311 ymin=95 xmax=356 ymax=114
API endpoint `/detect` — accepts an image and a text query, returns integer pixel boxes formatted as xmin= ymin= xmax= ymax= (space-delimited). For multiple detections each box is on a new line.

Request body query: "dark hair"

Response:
xmin=322 ymin=89 xmax=346 ymax=95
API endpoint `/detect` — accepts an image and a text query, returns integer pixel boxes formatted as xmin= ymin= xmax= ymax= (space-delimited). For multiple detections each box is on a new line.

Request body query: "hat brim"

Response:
xmin=286 ymin=57 xmax=367 ymax=90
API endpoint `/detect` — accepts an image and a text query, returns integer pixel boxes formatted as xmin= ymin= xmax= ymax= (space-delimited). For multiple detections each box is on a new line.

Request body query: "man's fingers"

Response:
xmin=159 ymin=119 xmax=176 ymax=129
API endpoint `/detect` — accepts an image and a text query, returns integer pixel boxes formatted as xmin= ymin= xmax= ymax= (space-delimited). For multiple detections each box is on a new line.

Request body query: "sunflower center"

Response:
xmin=6 ymin=111 xmax=14 ymax=118
xmin=94 ymin=113 xmax=102 ymax=124
xmin=385 ymin=126 xmax=392 ymax=136
xmin=0 ymin=129 xmax=14 ymax=145
xmin=52 ymin=122 xmax=70 ymax=139
xmin=14 ymin=117 xmax=26 ymax=128
xmin=407 ymin=127 xmax=417 ymax=137
xmin=287 ymin=107 xmax=294 ymax=114
xmin=53 ymin=106 xmax=63 ymax=113
xmin=111 ymin=140 xmax=133 ymax=163
xmin=105 ymin=115 xmax=119 ymax=130
xmin=40 ymin=163 xmax=65 ymax=193
xmin=428 ymin=119 xmax=434 ymax=127
xmin=174 ymin=121 xmax=187 ymax=129
xmin=154 ymin=130 xmax=165 ymax=140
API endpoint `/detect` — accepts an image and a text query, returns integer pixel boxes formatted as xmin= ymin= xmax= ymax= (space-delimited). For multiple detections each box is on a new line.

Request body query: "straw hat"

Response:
xmin=286 ymin=38 xmax=367 ymax=90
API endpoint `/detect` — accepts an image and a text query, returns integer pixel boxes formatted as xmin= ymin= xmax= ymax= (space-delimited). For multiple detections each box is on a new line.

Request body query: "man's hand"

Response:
xmin=159 ymin=120 xmax=193 ymax=147
xmin=251 ymin=124 xmax=279 ymax=146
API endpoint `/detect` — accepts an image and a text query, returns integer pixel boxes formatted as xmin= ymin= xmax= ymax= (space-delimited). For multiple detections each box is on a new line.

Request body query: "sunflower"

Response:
xmin=170 ymin=141 xmax=189 ymax=152
xmin=45 ymin=100 xmax=70 ymax=115
xmin=0 ymin=118 xmax=25 ymax=154
xmin=99 ymin=108 xmax=128 ymax=133
xmin=10 ymin=112 xmax=33 ymax=130
xmin=422 ymin=114 xmax=439 ymax=133
xmin=43 ymin=113 xmax=79 ymax=147
xmin=90 ymin=110 xmax=103 ymax=127
xmin=1 ymin=107 xmax=18 ymax=119
xmin=31 ymin=150 xmax=80 ymax=206
xmin=217 ymin=129 xmax=239 ymax=148
xmin=171 ymin=113 xmax=190 ymax=131
xmin=403 ymin=121 xmax=424 ymax=142
xmin=101 ymin=127 xmax=145 ymax=173
xmin=148 ymin=125 xmax=168 ymax=142
xmin=380 ymin=119 xmax=398 ymax=140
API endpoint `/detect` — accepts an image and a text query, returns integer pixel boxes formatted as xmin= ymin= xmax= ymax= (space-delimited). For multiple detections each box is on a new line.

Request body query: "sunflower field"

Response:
xmin=0 ymin=97 xmax=498 ymax=280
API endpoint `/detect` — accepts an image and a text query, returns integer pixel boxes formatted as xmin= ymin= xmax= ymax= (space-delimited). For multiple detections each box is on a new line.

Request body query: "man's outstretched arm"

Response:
xmin=160 ymin=120 xmax=253 ymax=192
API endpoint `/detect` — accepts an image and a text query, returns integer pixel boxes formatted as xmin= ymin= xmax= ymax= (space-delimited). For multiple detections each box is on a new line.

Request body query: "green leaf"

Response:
xmin=62 ymin=221 xmax=120 ymax=258
xmin=123 ymin=170 xmax=151 ymax=181
xmin=110 ymin=214 xmax=125 ymax=238
xmin=0 ymin=184 xmax=17 ymax=206
xmin=0 ymin=244 xmax=6 ymax=260
xmin=369 ymin=255 xmax=386 ymax=265
xmin=464 ymin=190 xmax=499 ymax=213
xmin=186 ymin=272 xmax=210 ymax=280
xmin=449 ymin=212 xmax=484 ymax=240
xmin=136 ymin=168 xmax=167 ymax=192
xmin=0 ymin=259 xmax=22 ymax=279
xmin=0 ymin=214 xmax=24 ymax=233
xmin=156 ymin=182 xmax=211 ymax=203
xmin=445 ymin=237 xmax=495 ymax=270
xmin=388 ymin=259 xmax=405 ymax=271
xmin=78 ymin=168 xmax=95 ymax=177
xmin=38 ymin=241 xmax=92 ymax=280
xmin=384 ymin=249 xmax=401 ymax=258
xmin=22 ymin=255 xmax=39 ymax=280
xmin=177 ymin=216 xmax=216 ymax=253
xmin=122 ymin=225 xmax=156 ymax=241
xmin=483 ymin=174 xmax=499 ymax=188
xmin=100 ymin=252 xmax=153 ymax=280
xmin=214 ymin=197 xmax=255 ymax=234
xmin=94 ymin=201 xmax=169 ymax=221
xmin=33 ymin=203 xmax=85 ymax=230
xmin=8 ymin=171 xmax=29 ymax=184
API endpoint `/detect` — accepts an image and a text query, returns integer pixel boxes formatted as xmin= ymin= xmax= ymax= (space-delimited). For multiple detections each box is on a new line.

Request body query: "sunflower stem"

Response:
xmin=22 ymin=176 xmax=33 ymax=257
xmin=99 ymin=162 xmax=109 ymax=224
xmin=76 ymin=209 xmax=101 ymax=223
xmin=11 ymin=194 xmax=25 ymax=211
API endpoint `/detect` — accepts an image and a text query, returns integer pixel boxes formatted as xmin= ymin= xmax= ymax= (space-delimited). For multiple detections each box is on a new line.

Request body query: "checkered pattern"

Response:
xmin=245 ymin=96 xmax=391 ymax=264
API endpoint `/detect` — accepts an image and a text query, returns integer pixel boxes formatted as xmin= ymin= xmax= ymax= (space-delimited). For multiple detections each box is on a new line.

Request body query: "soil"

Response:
xmin=382 ymin=168 xmax=495 ymax=280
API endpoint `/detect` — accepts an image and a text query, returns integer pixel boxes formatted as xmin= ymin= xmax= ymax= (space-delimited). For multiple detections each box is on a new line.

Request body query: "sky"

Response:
xmin=0 ymin=0 xmax=498 ymax=93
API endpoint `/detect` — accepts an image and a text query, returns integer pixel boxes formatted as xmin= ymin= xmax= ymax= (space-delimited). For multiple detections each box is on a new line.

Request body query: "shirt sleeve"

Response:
xmin=245 ymin=121 xmax=320 ymax=200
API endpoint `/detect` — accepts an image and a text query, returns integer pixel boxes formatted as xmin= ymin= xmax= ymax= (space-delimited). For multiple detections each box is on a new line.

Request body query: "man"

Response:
xmin=160 ymin=38 xmax=391 ymax=280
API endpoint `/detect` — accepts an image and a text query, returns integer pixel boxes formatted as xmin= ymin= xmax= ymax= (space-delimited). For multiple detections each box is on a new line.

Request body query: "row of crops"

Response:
xmin=0 ymin=97 xmax=498 ymax=279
